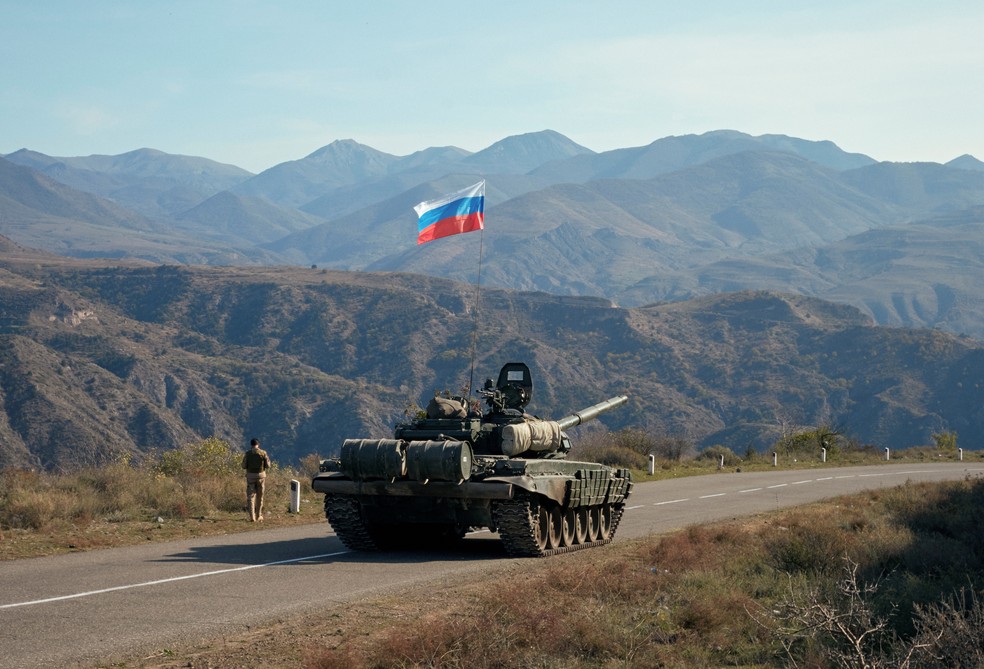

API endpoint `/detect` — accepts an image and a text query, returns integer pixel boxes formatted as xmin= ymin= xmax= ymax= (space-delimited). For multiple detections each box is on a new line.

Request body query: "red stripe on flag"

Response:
xmin=417 ymin=212 xmax=484 ymax=245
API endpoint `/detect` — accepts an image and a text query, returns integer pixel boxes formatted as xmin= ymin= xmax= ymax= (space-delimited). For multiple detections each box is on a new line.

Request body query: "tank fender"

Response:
xmin=483 ymin=475 xmax=568 ymax=506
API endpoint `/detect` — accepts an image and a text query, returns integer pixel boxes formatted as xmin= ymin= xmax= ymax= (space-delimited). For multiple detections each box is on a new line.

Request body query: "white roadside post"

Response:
xmin=289 ymin=479 xmax=301 ymax=513
xmin=647 ymin=454 xmax=655 ymax=475
xmin=772 ymin=452 xmax=778 ymax=467
xmin=821 ymin=447 xmax=827 ymax=463
xmin=959 ymin=448 xmax=964 ymax=461
xmin=885 ymin=447 xmax=890 ymax=461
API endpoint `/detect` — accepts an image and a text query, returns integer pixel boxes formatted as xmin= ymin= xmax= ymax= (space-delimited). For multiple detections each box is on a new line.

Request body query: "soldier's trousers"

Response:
xmin=245 ymin=473 xmax=267 ymax=521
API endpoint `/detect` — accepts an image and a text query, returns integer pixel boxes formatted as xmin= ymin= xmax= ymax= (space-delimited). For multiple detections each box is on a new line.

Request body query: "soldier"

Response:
xmin=242 ymin=438 xmax=272 ymax=521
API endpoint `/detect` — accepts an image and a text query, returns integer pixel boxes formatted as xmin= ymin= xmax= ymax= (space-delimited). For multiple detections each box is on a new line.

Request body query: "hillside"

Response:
xmin=2 ymin=245 xmax=983 ymax=472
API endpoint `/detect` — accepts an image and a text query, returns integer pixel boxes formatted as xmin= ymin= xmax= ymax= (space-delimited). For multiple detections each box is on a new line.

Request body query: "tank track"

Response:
xmin=492 ymin=493 xmax=625 ymax=558
xmin=323 ymin=494 xmax=381 ymax=551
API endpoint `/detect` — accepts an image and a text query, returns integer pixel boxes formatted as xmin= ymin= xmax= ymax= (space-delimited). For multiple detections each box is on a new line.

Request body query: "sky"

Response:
xmin=2 ymin=1 xmax=983 ymax=174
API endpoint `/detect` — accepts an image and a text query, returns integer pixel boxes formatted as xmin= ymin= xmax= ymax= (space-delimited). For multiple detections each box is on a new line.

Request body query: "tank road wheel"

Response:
xmin=493 ymin=493 xmax=555 ymax=557
xmin=546 ymin=505 xmax=564 ymax=549
xmin=598 ymin=503 xmax=613 ymax=541
xmin=561 ymin=508 xmax=577 ymax=547
xmin=534 ymin=504 xmax=551 ymax=552
xmin=574 ymin=507 xmax=589 ymax=544
xmin=493 ymin=494 xmax=611 ymax=557
xmin=586 ymin=505 xmax=601 ymax=542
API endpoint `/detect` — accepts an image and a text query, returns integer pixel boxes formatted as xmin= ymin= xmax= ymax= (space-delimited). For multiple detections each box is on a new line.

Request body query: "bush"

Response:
xmin=697 ymin=445 xmax=740 ymax=466
xmin=569 ymin=442 xmax=648 ymax=469
xmin=154 ymin=436 xmax=241 ymax=478
xmin=570 ymin=428 xmax=695 ymax=469
xmin=905 ymin=589 xmax=984 ymax=667
xmin=932 ymin=430 xmax=958 ymax=452
xmin=774 ymin=425 xmax=842 ymax=457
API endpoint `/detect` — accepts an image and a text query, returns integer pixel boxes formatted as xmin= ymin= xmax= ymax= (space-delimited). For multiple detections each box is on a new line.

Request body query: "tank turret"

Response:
xmin=312 ymin=362 xmax=633 ymax=557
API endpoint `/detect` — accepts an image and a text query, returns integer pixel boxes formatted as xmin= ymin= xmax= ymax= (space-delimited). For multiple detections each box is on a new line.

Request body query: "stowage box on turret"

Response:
xmin=311 ymin=362 xmax=632 ymax=557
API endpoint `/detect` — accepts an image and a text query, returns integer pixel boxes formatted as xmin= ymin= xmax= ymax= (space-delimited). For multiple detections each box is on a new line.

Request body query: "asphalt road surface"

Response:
xmin=1 ymin=462 xmax=981 ymax=668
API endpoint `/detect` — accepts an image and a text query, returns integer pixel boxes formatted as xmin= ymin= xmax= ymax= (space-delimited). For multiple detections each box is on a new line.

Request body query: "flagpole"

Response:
xmin=466 ymin=225 xmax=485 ymax=398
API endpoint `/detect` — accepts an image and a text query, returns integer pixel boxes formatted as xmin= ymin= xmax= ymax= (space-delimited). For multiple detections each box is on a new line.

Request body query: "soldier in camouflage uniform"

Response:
xmin=242 ymin=438 xmax=272 ymax=521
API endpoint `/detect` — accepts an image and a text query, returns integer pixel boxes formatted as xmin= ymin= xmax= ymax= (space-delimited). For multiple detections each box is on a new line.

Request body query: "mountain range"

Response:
xmin=4 ymin=129 xmax=984 ymax=469
xmin=4 ymin=129 xmax=984 ymax=338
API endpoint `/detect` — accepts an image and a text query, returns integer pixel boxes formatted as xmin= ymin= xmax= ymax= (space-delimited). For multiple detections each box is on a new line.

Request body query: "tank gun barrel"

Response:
xmin=556 ymin=395 xmax=628 ymax=431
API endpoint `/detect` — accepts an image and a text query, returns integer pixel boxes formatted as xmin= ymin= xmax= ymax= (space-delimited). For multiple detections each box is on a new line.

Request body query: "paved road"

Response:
xmin=1 ymin=462 xmax=981 ymax=668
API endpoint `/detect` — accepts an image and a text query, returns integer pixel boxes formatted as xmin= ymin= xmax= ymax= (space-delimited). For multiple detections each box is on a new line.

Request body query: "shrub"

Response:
xmin=774 ymin=425 xmax=842 ymax=457
xmin=905 ymin=588 xmax=984 ymax=668
xmin=570 ymin=428 xmax=695 ymax=469
xmin=697 ymin=445 xmax=740 ymax=466
xmin=154 ymin=436 xmax=240 ymax=478
xmin=299 ymin=453 xmax=323 ymax=479
xmin=932 ymin=430 xmax=958 ymax=452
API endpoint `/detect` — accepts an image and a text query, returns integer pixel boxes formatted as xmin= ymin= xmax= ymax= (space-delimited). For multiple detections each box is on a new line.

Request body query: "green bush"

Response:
xmin=570 ymin=428 xmax=695 ymax=468
xmin=154 ymin=436 xmax=241 ymax=478
xmin=774 ymin=425 xmax=842 ymax=457
xmin=932 ymin=430 xmax=958 ymax=452
xmin=697 ymin=445 xmax=740 ymax=466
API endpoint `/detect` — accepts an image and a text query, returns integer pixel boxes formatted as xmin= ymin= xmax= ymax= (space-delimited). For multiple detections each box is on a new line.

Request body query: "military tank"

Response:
xmin=311 ymin=362 xmax=632 ymax=557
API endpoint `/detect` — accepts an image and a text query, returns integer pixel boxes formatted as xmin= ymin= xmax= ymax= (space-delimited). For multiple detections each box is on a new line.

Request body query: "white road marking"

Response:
xmin=767 ymin=484 xmax=787 ymax=489
xmin=654 ymin=498 xmax=690 ymax=505
xmin=791 ymin=480 xmax=812 ymax=485
xmin=626 ymin=505 xmax=645 ymax=510
xmin=0 ymin=550 xmax=350 ymax=610
xmin=699 ymin=493 xmax=726 ymax=499
xmin=739 ymin=488 xmax=762 ymax=493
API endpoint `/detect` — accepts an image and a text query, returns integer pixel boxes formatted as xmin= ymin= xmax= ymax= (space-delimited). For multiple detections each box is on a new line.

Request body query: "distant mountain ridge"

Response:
xmin=530 ymin=129 xmax=876 ymax=183
xmin=5 ymin=129 xmax=984 ymax=338
xmin=4 ymin=147 xmax=252 ymax=218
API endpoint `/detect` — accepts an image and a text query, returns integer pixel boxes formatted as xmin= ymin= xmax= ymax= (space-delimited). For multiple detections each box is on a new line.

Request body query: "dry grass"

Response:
xmin=2 ymin=444 xmax=979 ymax=561
xmin=65 ymin=476 xmax=984 ymax=668
xmin=292 ymin=478 xmax=984 ymax=669
xmin=5 ymin=444 xmax=984 ymax=667
xmin=0 ymin=439 xmax=325 ymax=560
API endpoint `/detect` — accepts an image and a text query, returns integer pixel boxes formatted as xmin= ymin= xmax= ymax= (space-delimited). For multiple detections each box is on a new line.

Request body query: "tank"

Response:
xmin=311 ymin=362 xmax=632 ymax=557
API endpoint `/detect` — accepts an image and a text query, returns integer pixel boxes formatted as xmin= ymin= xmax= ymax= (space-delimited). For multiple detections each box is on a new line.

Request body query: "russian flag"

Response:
xmin=413 ymin=180 xmax=485 ymax=245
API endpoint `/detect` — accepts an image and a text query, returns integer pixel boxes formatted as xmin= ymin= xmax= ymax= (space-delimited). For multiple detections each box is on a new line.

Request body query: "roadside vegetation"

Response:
xmin=290 ymin=476 xmax=984 ymax=669
xmin=0 ymin=428 xmax=973 ymax=561
xmin=2 ymin=431 xmax=983 ymax=667
xmin=571 ymin=426 xmax=974 ymax=481
xmin=125 ymin=475 xmax=984 ymax=668
xmin=0 ymin=437 xmax=325 ymax=560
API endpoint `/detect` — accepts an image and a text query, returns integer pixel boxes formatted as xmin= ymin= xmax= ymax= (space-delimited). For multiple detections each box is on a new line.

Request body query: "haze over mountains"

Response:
xmin=4 ymin=129 xmax=984 ymax=339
